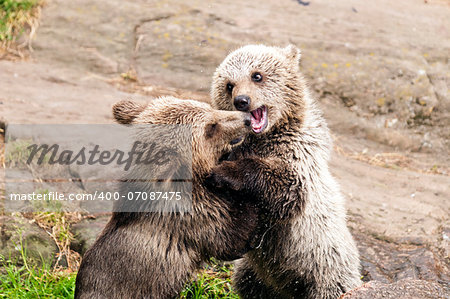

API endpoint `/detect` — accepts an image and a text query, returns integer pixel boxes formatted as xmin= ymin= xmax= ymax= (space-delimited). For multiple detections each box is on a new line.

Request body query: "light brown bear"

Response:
xmin=75 ymin=97 xmax=259 ymax=299
xmin=208 ymin=45 xmax=361 ymax=299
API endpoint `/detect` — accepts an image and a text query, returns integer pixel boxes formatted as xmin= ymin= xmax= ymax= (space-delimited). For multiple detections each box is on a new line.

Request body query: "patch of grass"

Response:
xmin=4 ymin=138 xmax=34 ymax=167
xmin=29 ymin=189 xmax=64 ymax=212
xmin=1 ymin=255 xmax=239 ymax=298
xmin=5 ymin=138 xmax=55 ymax=168
xmin=23 ymin=207 xmax=82 ymax=272
xmin=0 ymin=255 xmax=76 ymax=298
xmin=0 ymin=234 xmax=76 ymax=298
xmin=180 ymin=260 xmax=239 ymax=299
xmin=0 ymin=0 xmax=44 ymax=56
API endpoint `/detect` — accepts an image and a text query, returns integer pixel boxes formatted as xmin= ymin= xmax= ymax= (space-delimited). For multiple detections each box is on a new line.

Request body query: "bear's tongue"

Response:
xmin=250 ymin=106 xmax=267 ymax=134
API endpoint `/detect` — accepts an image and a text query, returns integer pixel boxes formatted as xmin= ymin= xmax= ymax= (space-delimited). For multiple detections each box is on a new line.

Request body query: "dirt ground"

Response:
xmin=1 ymin=0 xmax=449 ymax=289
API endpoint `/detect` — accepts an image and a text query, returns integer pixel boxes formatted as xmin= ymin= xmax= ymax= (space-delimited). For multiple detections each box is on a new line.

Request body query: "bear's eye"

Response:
xmin=251 ymin=72 xmax=263 ymax=83
xmin=226 ymin=83 xmax=234 ymax=94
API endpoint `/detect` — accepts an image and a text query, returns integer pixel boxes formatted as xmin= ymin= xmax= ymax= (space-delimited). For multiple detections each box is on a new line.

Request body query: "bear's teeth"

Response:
xmin=250 ymin=106 xmax=268 ymax=133
xmin=251 ymin=107 xmax=263 ymax=123
xmin=251 ymin=110 xmax=259 ymax=121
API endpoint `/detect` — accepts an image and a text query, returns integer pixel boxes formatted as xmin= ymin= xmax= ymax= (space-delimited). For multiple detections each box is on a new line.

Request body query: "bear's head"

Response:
xmin=211 ymin=45 xmax=306 ymax=134
xmin=113 ymin=97 xmax=251 ymax=175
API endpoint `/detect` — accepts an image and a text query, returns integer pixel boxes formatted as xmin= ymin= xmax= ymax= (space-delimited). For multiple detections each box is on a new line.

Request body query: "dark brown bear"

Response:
xmin=75 ymin=97 xmax=258 ymax=299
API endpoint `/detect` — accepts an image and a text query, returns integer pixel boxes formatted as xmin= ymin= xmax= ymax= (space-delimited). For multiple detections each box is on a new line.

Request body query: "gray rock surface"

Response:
xmin=29 ymin=0 xmax=450 ymax=161
xmin=341 ymin=279 xmax=449 ymax=299
xmin=70 ymin=215 xmax=110 ymax=255
xmin=351 ymin=229 xmax=449 ymax=284
xmin=0 ymin=215 xmax=58 ymax=266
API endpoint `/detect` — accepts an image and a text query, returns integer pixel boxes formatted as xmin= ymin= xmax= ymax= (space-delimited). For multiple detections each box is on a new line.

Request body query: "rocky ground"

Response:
xmin=1 ymin=0 xmax=449 ymax=297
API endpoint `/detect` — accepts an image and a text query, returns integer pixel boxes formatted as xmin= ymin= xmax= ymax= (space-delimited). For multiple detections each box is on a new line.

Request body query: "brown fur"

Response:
xmin=209 ymin=45 xmax=361 ymax=299
xmin=75 ymin=97 xmax=259 ymax=299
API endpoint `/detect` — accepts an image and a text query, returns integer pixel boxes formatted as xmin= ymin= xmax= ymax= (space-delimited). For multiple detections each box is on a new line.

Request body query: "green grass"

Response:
xmin=1 ymin=244 xmax=238 ymax=299
xmin=4 ymin=139 xmax=34 ymax=166
xmin=0 ymin=0 xmax=43 ymax=51
xmin=180 ymin=261 xmax=239 ymax=299
xmin=0 ymin=258 xmax=238 ymax=298
xmin=0 ymin=257 xmax=76 ymax=298
xmin=0 ymin=237 xmax=75 ymax=299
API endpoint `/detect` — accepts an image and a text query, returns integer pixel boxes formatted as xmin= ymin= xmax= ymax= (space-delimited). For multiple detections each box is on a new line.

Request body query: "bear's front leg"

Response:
xmin=205 ymin=157 xmax=265 ymax=193
xmin=207 ymin=156 xmax=306 ymax=220
xmin=206 ymin=161 xmax=243 ymax=191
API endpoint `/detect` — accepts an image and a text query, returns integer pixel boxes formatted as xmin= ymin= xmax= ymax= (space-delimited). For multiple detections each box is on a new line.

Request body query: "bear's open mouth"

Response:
xmin=250 ymin=106 xmax=268 ymax=134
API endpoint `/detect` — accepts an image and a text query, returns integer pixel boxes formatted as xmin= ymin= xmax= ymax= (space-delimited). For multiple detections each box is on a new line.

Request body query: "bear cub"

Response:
xmin=208 ymin=45 xmax=361 ymax=299
xmin=75 ymin=97 xmax=259 ymax=299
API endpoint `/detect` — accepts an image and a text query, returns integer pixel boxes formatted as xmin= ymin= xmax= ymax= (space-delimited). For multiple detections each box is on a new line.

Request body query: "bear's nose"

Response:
xmin=234 ymin=95 xmax=251 ymax=111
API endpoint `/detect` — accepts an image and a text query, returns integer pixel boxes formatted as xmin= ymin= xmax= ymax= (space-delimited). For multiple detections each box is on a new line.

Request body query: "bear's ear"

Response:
xmin=283 ymin=44 xmax=301 ymax=66
xmin=112 ymin=100 xmax=146 ymax=124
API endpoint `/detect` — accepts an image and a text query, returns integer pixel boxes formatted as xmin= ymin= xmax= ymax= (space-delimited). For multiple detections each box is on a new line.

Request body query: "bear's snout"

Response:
xmin=234 ymin=95 xmax=251 ymax=111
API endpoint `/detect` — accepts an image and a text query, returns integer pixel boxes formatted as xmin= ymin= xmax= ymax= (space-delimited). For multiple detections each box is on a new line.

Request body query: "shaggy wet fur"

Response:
xmin=208 ymin=45 xmax=361 ymax=299
xmin=75 ymin=97 xmax=259 ymax=299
